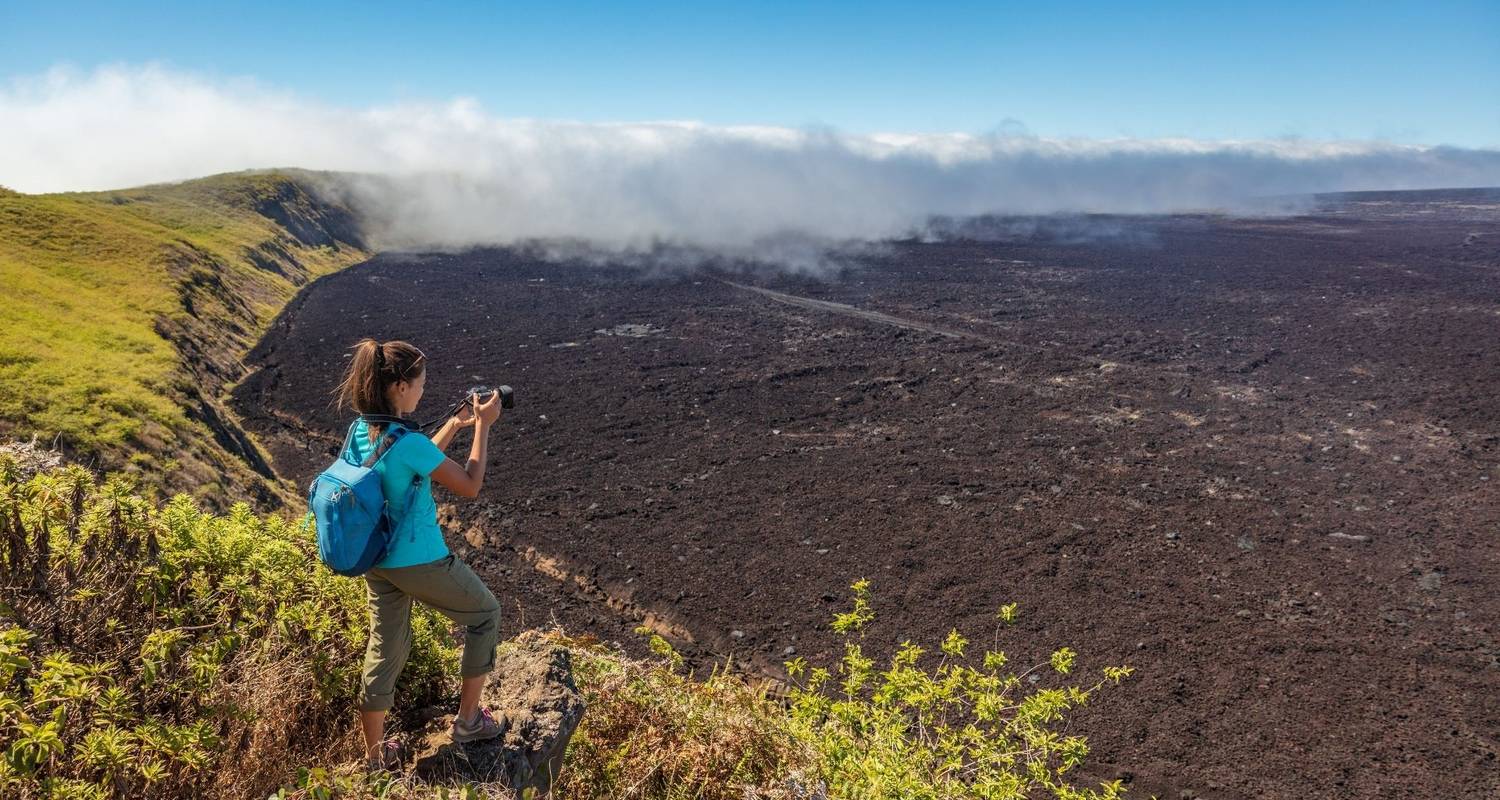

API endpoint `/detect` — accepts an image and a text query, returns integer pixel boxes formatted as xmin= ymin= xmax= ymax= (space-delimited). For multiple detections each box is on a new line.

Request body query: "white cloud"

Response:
xmin=3 ymin=64 xmax=1498 ymax=256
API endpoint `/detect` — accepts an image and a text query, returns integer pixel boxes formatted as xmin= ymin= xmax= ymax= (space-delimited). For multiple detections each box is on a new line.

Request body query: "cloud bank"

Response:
xmin=3 ymin=64 xmax=1499 ymax=255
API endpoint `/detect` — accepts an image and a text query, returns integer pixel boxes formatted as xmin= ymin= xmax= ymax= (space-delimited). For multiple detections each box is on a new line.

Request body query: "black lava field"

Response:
xmin=233 ymin=189 xmax=1500 ymax=799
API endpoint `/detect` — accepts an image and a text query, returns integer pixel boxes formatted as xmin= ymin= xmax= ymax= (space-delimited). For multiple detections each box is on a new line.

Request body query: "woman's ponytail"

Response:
xmin=334 ymin=338 xmax=426 ymax=423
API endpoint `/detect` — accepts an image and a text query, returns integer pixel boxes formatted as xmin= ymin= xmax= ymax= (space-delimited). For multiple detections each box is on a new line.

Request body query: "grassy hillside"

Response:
xmin=0 ymin=171 xmax=368 ymax=509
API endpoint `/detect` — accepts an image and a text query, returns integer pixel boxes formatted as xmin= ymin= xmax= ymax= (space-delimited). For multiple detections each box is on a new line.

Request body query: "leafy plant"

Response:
xmin=784 ymin=579 xmax=1135 ymax=800
xmin=0 ymin=459 xmax=456 ymax=799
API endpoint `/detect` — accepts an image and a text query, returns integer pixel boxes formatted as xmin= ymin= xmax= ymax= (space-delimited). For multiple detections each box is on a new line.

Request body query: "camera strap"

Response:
xmin=361 ymin=393 xmax=476 ymax=434
xmin=360 ymin=412 xmax=439 ymax=434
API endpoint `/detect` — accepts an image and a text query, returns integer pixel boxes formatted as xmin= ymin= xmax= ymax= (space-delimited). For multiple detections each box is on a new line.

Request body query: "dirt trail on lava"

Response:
xmin=724 ymin=281 xmax=978 ymax=340
xmin=234 ymin=189 xmax=1500 ymax=799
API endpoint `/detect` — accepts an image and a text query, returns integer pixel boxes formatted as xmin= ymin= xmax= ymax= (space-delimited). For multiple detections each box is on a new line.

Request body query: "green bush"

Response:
xmin=785 ymin=580 xmax=1134 ymax=800
xmin=0 ymin=459 xmax=456 ymax=799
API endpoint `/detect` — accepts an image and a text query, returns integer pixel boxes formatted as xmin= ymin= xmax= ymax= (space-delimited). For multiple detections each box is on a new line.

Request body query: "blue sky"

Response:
xmin=2 ymin=0 xmax=1497 ymax=147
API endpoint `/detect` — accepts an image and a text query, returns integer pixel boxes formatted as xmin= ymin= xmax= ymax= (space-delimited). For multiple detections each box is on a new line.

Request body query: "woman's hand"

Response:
xmin=436 ymin=393 xmax=498 ymax=497
xmin=452 ymin=403 xmax=475 ymax=426
xmin=474 ymin=390 xmax=502 ymax=427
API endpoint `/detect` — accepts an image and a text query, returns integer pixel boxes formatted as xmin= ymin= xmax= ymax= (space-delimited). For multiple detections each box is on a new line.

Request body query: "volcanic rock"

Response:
xmin=411 ymin=633 xmax=586 ymax=794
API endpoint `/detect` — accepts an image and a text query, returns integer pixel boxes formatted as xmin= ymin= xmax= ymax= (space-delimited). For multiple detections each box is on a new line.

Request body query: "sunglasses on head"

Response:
xmin=397 ymin=350 xmax=426 ymax=380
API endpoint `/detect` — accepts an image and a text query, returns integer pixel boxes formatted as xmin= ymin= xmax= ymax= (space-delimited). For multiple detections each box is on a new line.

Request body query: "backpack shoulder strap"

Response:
xmin=339 ymin=419 xmax=361 ymax=464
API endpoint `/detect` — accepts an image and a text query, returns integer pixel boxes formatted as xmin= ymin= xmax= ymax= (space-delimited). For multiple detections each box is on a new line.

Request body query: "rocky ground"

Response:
xmin=0 ymin=436 xmax=64 ymax=480
xmin=233 ymin=189 xmax=1500 ymax=799
xmin=409 ymin=633 xmax=585 ymax=794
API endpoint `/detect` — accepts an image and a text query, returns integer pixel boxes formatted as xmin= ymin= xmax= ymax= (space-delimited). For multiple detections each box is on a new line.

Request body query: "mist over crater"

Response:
xmin=5 ymin=65 xmax=1500 ymax=268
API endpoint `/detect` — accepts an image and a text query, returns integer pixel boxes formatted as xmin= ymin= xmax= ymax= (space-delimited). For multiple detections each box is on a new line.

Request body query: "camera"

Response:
xmin=467 ymin=384 xmax=515 ymax=409
xmin=421 ymin=383 xmax=517 ymax=432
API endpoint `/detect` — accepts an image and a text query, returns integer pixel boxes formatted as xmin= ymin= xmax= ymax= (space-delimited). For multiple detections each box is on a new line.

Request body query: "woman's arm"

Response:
xmin=430 ymin=392 xmax=501 ymax=499
xmin=430 ymin=416 xmax=463 ymax=450
xmin=431 ymin=401 xmax=476 ymax=450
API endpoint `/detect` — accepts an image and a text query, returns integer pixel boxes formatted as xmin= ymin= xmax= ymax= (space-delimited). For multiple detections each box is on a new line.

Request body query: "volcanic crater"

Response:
xmin=232 ymin=189 xmax=1500 ymax=799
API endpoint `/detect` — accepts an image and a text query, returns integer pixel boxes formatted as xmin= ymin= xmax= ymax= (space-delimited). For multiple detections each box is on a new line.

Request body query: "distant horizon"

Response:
xmin=5 ymin=62 xmax=1499 ymax=256
xmin=13 ymin=166 xmax=1500 ymax=202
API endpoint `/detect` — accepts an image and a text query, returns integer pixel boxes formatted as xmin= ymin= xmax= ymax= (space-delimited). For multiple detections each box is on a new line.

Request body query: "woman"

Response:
xmin=333 ymin=337 xmax=506 ymax=772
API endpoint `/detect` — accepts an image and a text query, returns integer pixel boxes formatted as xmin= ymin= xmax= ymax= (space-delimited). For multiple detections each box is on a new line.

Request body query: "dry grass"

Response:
xmin=555 ymin=633 xmax=816 ymax=799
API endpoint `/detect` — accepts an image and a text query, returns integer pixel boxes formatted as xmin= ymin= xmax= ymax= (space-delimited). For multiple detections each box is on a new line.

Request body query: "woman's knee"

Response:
xmin=470 ymin=593 xmax=501 ymax=635
xmin=467 ymin=577 xmax=501 ymax=626
xmin=360 ymin=625 xmax=413 ymax=711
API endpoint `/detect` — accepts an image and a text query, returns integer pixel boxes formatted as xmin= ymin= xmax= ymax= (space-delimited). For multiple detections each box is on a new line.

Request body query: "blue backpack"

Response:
xmin=307 ymin=418 xmax=423 ymax=576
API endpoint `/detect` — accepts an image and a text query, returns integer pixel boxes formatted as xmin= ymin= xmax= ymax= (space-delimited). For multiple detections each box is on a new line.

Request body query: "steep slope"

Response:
xmin=0 ymin=170 xmax=369 ymax=509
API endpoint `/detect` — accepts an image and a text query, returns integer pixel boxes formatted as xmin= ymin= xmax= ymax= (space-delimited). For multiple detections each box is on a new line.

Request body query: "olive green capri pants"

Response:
xmin=358 ymin=553 xmax=501 ymax=712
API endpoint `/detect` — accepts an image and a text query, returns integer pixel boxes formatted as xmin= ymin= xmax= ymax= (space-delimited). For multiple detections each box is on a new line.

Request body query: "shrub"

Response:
xmin=542 ymin=580 xmax=1137 ymax=800
xmin=784 ymin=579 xmax=1135 ymax=799
xmin=0 ymin=458 xmax=457 ymax=799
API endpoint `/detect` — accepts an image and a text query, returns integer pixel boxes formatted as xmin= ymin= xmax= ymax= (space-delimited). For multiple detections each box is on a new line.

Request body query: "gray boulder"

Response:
xmin=412 ymin=634 xmax=586 ymax=795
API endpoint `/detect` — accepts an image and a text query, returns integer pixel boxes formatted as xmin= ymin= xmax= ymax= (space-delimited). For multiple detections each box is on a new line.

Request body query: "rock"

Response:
xmin=412 ymin=633 xmax=586 ymax=794
xmin=1165 ymin=531 xmax=1180 ymax=540
xmin=0 ymin=436 xmax=64 ymax=480
xmin=769 ymin=772 xmax=830 ymax=800
xmin=730 ymin=629 xmax=746 ymax=639
xmin=594 ymin=323 xmax=664 ymax=338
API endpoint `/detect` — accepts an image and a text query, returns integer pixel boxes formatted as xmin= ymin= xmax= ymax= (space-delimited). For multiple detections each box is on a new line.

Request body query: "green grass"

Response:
xmin=0 ymin=171 xmax=368 ymax=504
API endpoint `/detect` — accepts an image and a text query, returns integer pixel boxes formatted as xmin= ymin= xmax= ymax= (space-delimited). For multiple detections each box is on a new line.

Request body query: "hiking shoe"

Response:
xmin=451 ymin=706 xmax=506 ymax=744
xmin=365 ymin=739 xmax=404 ymax=773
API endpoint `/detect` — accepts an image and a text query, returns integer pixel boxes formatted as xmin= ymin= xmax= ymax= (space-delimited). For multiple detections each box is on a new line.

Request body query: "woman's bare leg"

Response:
xmin=361 ymin=710 xmax=386 ymax=762
xmin=458 ymin=674 xmax=485 ymax=723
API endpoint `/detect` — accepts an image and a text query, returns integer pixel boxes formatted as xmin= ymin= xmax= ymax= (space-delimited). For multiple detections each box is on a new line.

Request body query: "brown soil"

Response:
xmin=232 ymin=189 xmax=1500 ymax=799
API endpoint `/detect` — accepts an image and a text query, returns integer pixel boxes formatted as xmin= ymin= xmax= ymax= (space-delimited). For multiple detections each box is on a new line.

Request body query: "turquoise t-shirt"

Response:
xmin=344 ymin=418 xmax=450 ymax=568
